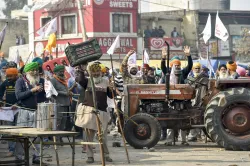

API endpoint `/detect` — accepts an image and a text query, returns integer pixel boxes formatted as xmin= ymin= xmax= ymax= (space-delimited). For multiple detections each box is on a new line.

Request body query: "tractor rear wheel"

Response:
xmin=205 ymin=88 xmax=250 ymax=150
xmin=124 ymin=113 xmax=161 ymax=149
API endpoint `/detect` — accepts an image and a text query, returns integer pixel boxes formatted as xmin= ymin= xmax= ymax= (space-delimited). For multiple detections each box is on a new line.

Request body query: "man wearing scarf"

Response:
xmin=121 ymin=50 xmax=146 ymax=84
xmin=226 ymin=61 xmax=239 ymax=79
xmin=75 ymin=63 xmax=114 ymax=164
xmin=15 ymin=62 xmax=45 ymax=164
xmin=160 ymin=46 xmax=193 ymax=146
xmin=50 ymin=65 xmax=72 ymax=131
xmin=0 ymin=68 xmax=19 ymax=157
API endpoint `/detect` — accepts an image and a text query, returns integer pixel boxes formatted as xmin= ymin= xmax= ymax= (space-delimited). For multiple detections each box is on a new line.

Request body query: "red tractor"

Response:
xmin=123 ymin=42 xmax=250 ymax=150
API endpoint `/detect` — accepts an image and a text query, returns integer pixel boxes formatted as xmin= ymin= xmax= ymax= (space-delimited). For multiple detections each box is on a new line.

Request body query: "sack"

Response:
xmin=75 ymin=104 xmax=110 ymax=131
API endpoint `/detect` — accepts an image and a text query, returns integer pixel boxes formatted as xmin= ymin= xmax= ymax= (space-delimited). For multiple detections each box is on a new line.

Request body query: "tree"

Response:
xmin=2 ymin=0 xmax=27 ymax=18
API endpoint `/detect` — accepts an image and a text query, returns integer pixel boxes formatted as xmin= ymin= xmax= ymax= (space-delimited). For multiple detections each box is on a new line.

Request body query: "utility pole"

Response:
xmin=77 ymin=0 xmax=87 ymax=41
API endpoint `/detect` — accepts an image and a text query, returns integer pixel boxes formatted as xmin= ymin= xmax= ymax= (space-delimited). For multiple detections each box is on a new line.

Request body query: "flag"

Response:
xmin=45 ymin=33 xmax=57 ymax=53
xmin=128 ymin=52 xmax=136 ymax=65
xmin=107 ymin=35 xmax=120 ymax=55
xmin=215 ymin=11 xmax=229 ymax=42
xmin=37 ymin=17 xmax=57 ymax=39
xmin=14 ymin=49 xmax=20 ymax=64
xmin=0 ymin=23 xmax=8 ymax=50
xmin=201 ymin=14 xmax=211 ymax=44
xmin=143 ymin=50 xmax=150 ymax=64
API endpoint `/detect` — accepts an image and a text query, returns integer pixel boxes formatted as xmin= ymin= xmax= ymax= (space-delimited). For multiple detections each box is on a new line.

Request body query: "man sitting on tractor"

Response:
xmin=160 ymin=46 xmax=193 ymax=146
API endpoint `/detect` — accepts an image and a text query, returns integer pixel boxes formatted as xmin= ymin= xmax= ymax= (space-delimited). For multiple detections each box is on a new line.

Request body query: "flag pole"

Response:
xmin=0 ymin=22 xmax=8 ymax=50
xmin=109 ymin=53 xmax=130 ymax=164
xmin=217 ymin=38 xmax=219 ymax=67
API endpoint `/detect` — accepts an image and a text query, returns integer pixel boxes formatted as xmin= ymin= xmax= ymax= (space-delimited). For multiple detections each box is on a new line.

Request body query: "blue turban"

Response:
xmin=32 ymin=57 xmax=44 ymax=66
xmin=0 ymin=61 xmax=7 ymax=70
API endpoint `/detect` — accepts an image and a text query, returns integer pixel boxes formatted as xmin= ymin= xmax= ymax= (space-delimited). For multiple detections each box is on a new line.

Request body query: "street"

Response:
xmin=1 ymin=137 xmax=250 ymax=166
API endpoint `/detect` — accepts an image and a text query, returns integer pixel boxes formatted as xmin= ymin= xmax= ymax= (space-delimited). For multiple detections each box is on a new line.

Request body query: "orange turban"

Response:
xmin=6 ymin=68 xmax=18 ymax=75
xmin=170 ymin=56 xmax=181 ymax=67
xmin=226 ymin=61 xmax=237 ymax=72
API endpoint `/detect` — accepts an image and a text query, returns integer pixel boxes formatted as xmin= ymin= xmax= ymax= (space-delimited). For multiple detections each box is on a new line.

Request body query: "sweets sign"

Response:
xmin=94 ymin=0 xmax=137 ymax=8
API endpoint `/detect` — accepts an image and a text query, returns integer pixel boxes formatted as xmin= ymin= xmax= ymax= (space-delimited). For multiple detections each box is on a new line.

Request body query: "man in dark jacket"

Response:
xmin=51 ymin=65 xmax=72 ymax=131
xmin=15 ymin=62 xmax=45 ymax=164
xmin=76 ymin=63 xmax=113 ymax=164
xmin=161 ymin=46 xmax=193 ymax=84
xmin=160 ymin=46 xmax=193 ymax=145
xmin=0 ymin=68 xmax=19 ymax=157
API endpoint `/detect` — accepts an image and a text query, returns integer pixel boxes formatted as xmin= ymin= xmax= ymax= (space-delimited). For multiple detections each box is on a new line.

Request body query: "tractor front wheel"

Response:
xmin=205 ymin=88 xmax=250 ymax=150
xmin=124 ymin=113 xmax=161 ymax=149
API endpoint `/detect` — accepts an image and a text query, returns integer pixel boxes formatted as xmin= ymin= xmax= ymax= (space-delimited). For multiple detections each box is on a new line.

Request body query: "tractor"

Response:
xmin=123 ymin=42 xmax=250 ymax=150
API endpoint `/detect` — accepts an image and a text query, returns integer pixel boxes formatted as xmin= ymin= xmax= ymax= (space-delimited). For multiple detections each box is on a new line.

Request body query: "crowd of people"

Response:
xmin=0 ymin=47 xmax=250 ymax=164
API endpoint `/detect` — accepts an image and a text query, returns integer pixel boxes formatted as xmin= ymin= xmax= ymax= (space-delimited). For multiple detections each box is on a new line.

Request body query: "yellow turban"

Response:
xmin=99 ymin=64 xmax=106 ymax=73
xmin=193 ymin=62 xmax=201 ymax=69
xmin=226 ymin=61 xmax=237 ymax=72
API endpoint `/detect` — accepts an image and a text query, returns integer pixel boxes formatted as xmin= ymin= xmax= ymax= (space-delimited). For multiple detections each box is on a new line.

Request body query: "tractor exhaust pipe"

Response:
xmin=165 ymin=41 xmax=170 ymax=101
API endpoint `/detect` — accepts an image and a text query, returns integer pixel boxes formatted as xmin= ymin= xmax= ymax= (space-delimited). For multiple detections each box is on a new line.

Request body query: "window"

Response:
xmin=112 ymin=14 xmax=130 ymax=33
xmin=41 ymin=17 xmax=51 ymax=27
xmin=61 ymin=15 xmax=76 ymax=34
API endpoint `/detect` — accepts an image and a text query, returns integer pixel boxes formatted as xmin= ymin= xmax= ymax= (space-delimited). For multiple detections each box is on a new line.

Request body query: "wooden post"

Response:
xmin=77 ymin=0 xmax=87 ymax=41
xmin=89 ymin=76 xmax=106 ymax=166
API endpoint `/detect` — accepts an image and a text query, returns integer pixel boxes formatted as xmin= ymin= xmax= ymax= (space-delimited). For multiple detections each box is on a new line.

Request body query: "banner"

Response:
xmin=149 ymin=37 xmax=183 ymax=51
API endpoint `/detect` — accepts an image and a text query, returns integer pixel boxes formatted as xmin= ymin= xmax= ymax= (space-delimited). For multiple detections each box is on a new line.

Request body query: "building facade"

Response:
xmin=32 ymin=0 xmax=138 ymax=60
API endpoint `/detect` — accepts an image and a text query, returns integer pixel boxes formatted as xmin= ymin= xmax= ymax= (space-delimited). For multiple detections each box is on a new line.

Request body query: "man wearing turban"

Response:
xmin=50 ymin=65 xmax=72 ymax=132
xmin=0 ymin=68 xmax=19 ymax=157
xmin=160 ymin=46 xmax=193 ymax=146
xmin=226 ymin=61 xmax=239 ymax=79
xmin=75 ymin=63 xmax=114 ymax=163
xmin=15 ymin=62 xmax=46 ymax=164
xmin=121 ymin=50 xmax=146 ymax=84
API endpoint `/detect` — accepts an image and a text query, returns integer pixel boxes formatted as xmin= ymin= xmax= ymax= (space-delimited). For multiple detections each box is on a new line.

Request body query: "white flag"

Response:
xmin=107 ymin=35 xmax=120 ymax=55
xmin=215 ymin=11 xmax=229 ymax=42
xmin=143 ymin=50 xmax=150 ymax=64
xmin=128 ymin=52 xmax=136 ymax=65
xmin=201 ymin=14 xmax=211 ymax=44
xmin=37 ymin=17 xmax=57 ymax=39
xmin=14 ymin=49 xmax=20 ymax=64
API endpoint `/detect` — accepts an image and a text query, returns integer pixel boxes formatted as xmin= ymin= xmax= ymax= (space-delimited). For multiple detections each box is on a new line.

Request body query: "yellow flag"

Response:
xmin=45 ymin=33 xmax=56 ymax=53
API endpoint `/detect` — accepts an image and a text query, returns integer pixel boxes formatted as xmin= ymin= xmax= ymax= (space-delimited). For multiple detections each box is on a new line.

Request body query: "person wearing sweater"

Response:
xmin=15 ymin=62 xmax=45 ymax=164
xmin=50 ymin=65 xmax=72 ymax=131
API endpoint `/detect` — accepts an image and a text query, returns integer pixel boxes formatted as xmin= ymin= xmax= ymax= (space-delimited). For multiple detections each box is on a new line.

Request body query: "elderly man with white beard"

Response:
xmin=75 ymin=63 xmax=114 ymax=164
xmin=15 ymin=62 xmax=46 ymax=164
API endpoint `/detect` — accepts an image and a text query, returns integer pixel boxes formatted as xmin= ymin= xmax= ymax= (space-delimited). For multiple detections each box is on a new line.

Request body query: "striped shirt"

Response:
xmin=115 ymin=74 xmax=124 ymax=93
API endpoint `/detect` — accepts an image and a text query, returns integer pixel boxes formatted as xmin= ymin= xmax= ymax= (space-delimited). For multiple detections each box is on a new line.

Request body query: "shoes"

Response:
xmin=188 ymin=137 xmax=197 ymax=142
xmin=86 ymin=157 xmax=94 ymax=163
xmin=181 ymin=141 xmax=189 ymax=146
xmin=105 ymin=157 xmax=113 ymax=162
xmin=5 ymin=152 xmax=14 ymax=157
